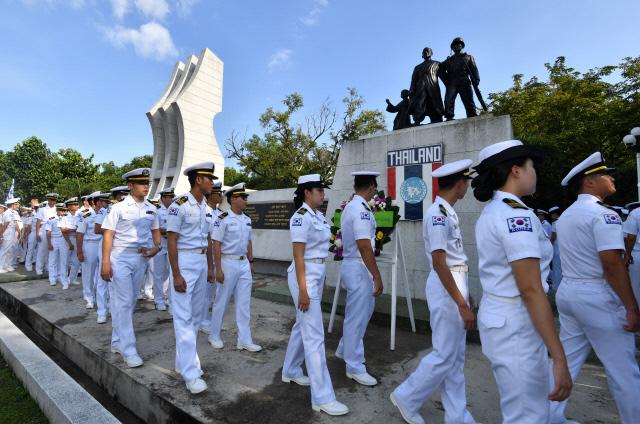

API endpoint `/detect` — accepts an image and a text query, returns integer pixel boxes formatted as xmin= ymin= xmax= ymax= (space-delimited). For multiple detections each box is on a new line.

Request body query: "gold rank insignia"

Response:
xmin=438 ymin=205 xmax=448 ymax=216
xmin=175 ymin=195 xmax=188 ymax=206
xmin=502 ymin=198 xmax=528 ymax=210
xmin=296 ymin=207 xmax=307 ymax=215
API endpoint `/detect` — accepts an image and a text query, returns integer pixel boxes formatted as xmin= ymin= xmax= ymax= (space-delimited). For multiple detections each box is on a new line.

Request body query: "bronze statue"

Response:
xmin=441 ymin=37 xmax=482 ymax=120
xmin=386 ymin=89 xmax=412 ymax=130
xmin=409 ymin=47 xmax=444 ymax=125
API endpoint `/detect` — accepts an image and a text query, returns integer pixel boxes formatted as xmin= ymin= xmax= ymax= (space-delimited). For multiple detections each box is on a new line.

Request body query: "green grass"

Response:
xmin=0 ymin=354 xmax=48 ymax=424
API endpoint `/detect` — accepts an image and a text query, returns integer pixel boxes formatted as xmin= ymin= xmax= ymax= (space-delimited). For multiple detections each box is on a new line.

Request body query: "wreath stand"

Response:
xmin=327 ymin=230 xmax=416 ymax=351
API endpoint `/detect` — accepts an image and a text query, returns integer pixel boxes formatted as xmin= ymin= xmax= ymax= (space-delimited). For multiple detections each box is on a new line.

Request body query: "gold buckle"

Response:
xmin=239 ymin=255 xmax=245 ymax=260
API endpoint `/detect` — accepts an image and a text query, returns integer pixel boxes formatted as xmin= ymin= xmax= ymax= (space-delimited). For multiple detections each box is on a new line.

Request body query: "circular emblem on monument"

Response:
xmin=400 ymin=177 xmax=427 ymax=204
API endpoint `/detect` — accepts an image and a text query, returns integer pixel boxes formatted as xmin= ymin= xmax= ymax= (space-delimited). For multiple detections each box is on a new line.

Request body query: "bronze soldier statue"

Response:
xmin=409 ymin=47 xmax=444 ymax=125
xmin=441 ymin=37 xmax=480 ymax=120
xmin=386 ymin=89 xmax=412 ymax=130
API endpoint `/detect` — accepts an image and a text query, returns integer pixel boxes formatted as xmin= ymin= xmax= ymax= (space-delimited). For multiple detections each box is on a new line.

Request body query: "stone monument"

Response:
xmin=147 ymin=48 xmax=224 ymax=197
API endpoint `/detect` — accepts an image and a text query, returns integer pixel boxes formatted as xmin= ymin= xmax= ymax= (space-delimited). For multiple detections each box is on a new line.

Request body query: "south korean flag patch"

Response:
xmin=603 ymin=213 xmax=622 ymax=225
xmin=507 ymin=216 xmax=532 ymax=233
xmin=360 ymin=211 xmax=371 ymax=220
xmin=292 ymin=217 xmax=303 ymax=227
xmin=432 ymin=216 xmax=446 ymax=226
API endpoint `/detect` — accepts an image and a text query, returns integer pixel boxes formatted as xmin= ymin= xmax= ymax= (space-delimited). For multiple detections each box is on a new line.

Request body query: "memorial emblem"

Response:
xmin=400 ymin=177 xmax=427 ymax=204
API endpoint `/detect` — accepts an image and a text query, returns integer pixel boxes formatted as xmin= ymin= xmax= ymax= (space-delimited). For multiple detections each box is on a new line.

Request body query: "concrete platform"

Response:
xmin=0 ymin=276 xmax=621 ymax=423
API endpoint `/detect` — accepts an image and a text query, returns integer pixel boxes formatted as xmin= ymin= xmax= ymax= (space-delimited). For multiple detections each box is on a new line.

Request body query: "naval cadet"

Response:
xmin=391 ymin=160 xmax=478 ymax=424
xmin=550 ymin=152 xmax=640 ymax=424
xmin=623 ymin=201 xmax=640 ymax=304
xmin=471 ymin=140 xmax=572 ymax=424
xmin=93 ymin=192 xmax=112 ymax=324
xmin=0 ymin=198 xmax=22 ymax=272
xmin=100 ymin=168 xmax=161 ymax=368
xmin=46 ymin=203 xmax=68 ymax=287
xmin=35 ymin=193 xmax=58 ymax=275
xmin=61 ymin=197 xmax=81 ymax=285
xmin=150 ymin=187 xmax=175 ymax=311
xmin=76 ymin=192 xmax=100 ymax=309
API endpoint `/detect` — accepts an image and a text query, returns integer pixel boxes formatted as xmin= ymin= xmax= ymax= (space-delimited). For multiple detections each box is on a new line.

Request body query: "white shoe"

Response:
xmin=312 ymin=400 xmax=349 ymax=416
xmin=62 ymin=285 xmax=69 ymax=290
xmin=186 ymin=378 xmax=207 ymax=394
xmin=237 ymin=341 xmax=262 ymax=352
xmin=36 ymin=272 xmax=43 ymax=276
xmin=561 ymin=420 xmax=581 ymax=424
xmin=0 ymin=269 xmax=8 ymax=274
xmin=156 ymin=303 xmax=167 ymax=311
xmin=71 ymin=280 xmax=80 ymax=285
xmin=390 ymin=392 xmax=424 ymax=424
xmin=86 ymin=302 xmax=94 ymax=309
xmin=346 ymin=371 xmax=377 ymax=386
xmin=110 ymin=346 xmax=122 ymax=355
xmin=209 ymin=339 xmax=224 ymax=349
xmin=97 ymin=315 xmax=107 ymax=324
xmin=49 ymin=281 xmax=57 ymax=286
xmin=124 ymin=354 xmax=144 ymax=368
xmin=282 ymin=375 xmax=310 ymax=386
xmin=5 ymin=266 xmax=15 ymax=272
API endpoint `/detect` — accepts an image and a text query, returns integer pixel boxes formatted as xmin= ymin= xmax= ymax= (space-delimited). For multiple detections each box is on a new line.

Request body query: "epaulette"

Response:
xmin=438 ymin=205 xmax=448 ymax=216
xmin=361 ymin=202 xmax=371 ymax=211
xmin=296 ymin=207 xmax=308 ymax=215
xmin=219 ymin=212 xmax=228 ymax=219
xmin=502 ymin=198 xmax=529 ymax=210
xmin=597 ymin=201 xmax=616 ymax=211
xmin=82 ymin=212 xmax=91 ymax=218
xmin=156 ymin=204 xmax=161 ymax=209
xmin=49 ymin=216 xmax=56 ymax=220
xmin=175 ymin=195 xmax=188 ymax=206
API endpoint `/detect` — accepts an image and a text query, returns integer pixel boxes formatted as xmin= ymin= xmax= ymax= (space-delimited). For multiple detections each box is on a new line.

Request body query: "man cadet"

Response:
xmin=550 ymin=152 xmax=640 ymax=424
xmin=60 ymin=197 xmax=81 ymax=285
xmin=200 ymin=180 xmax=223 ymax=333
xmin=623 ymin=201 xmax=640 ymax=305
xmin=35 ymin=193 xmax=59 ymax=275
xmin=335 ymin=171 xmax=383 ymax=386
xmin=391 ymin=160 xmax=478 ymax=424
xmin=149 ymin=187 xmax=175 ymax=311
xmin=46 ymin=203 xmax=68 ymax=287
xmin=76 ymin=192 xmax=100 ymax=309
xmin=0 ymin=198 xmax=22 ymax=272
xmin=101 ymin=169 xmax=161 ymax=368
xmin=208 ymin=183 xmax=262 ymax=352
xmin=166 ymin=162 xmax=216 ymax=394
xmin=93 ymin=192 xmax=112 ymax=324
xmin=535 ymin=208 xmax=552 ymax=238
xmin=25 ymin=205 xmax=39 ymax=271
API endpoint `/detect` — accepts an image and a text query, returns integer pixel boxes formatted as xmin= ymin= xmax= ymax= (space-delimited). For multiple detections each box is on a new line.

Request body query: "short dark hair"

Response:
xmin=187 ymin=173 xmax=197 ymax=187
xmin=438 ymin=172 xmax=467 ymax=190
xmin=354 ymin=175 xmax=377 ymax=191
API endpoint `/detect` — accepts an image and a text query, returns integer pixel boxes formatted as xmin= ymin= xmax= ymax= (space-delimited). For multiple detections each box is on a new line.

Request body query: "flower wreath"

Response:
xmin=329 ymin=190 xmax=401 ymax=260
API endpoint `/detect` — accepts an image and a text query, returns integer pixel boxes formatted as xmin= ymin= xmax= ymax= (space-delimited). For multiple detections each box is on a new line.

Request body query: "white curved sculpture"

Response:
xmin=147 ymin=48 xmax=224 ymax=197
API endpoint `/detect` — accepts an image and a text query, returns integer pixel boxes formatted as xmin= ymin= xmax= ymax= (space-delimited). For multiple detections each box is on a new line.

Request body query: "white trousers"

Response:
xmin=110 ymin=250 xmax=149 ymax=357
xmin=81 ymin=240 xmax=100 ymax=303
xmin=48 ymin=237 xmax=69 ymax=285
xmin=283 ymin=261 xmax=336 ymax=406
xmin=200 ymin=261 xmax=217 ymax=329
xmin=394 ymin=271 xmax=476 ymax=424
xmin=549 ymin=279 xmax=640 ymax=424
xmin=171 ymin=252 xmax=207 ymax=381
xmin=0 ymin=231 xmax=18 ymax=269
xmin=95 ymin=240 xmax=109 ymax=317
xmin=629 ymin=251 xmax=640 ymax=309
xmin=150 ymin=251 xmax=170 ymax=306
xmin=209 ymin=257 xmax=254 ymax=344
xmin=478 ymin=294 xmax=549 ymax=424
xmin=336 ymin=259 xmax=375 ymax=375
xmin=65 ymin=235 xmax=81 ymax=283
xmin=25 ymin=231 xmax=37 ymax=271
xmin=35 ymin=227 xmax=48 ymax=274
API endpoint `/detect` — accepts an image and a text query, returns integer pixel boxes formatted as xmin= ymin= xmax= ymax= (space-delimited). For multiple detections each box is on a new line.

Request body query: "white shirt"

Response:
xmin=289 ymin=202 xmax=331 ymax=260
xmin=475 ymin=191 xmax=552 ymax=297
xmin=157 ymin=204 xmax=169 ymax=248
xmin=37 ymin=204 xmax=57 ymax=229
xmin=541 ymin=219 xmax=552 ymax=238
xmin=166 ymin=192 xmax=210 ymax=249
xmin=623 ymin=208 xmax=640 ymax=254
xmin=423 ymin=195 xmax=467 ymax=268
xmin=60 ymin=211 xmax=78 ymax=235
xmin=340 ymin=194 xmax=376 ymax=259
xmin=101 ymin=195 xmax=159 ymax=248
xmin=77 ymin=208 xmax=101 ymax=242
xmin=46 ymin=215 xmax=63 ymax=238
xmin=558 ymin=194 xmax=625 ymax=281
xmin=2 ymin=210 xmax=20 ymax=235
xmin=210 ymin=208 xmax=252 ymax=255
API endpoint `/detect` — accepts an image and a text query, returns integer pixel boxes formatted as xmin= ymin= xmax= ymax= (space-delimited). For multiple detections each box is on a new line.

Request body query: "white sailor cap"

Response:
xmin=625 ymin=201 xmax=640 ymax=211
xmin=224 ymin=183 xmax=248 ymax=197
xmin=210 ymin=181 xmax=223 ymax=192
xmin=55 ymin=203 xmax=67 ymax=210
xmin=110 ymin=185 xmax=130 ymax=194
xmin=5 ymin=197 xmax=20 ymax=205
xmin=432 ymin=159 xmax=473 ymax=179
xmin=548 ymin=206 xmax=561 ymax=214
xmin=93 ymin=192 xmax=111 ymax=200
xmin=535 ymin=209 xmax=548 ymax=215
xmin=474 ymin=140 xmax=544 ymax=173
xmin=350 ymin=171 xmax=381 ymax=177
xmin=0 ymin=204 xmax=6 ymax=209
xmin=121 ymin=168 xmax=151 ymax=182
xmin=622 ymin=208 xmax=629 ymax=216
xmin=89 ymin=191 xmax=101 ymax=199
xmin=45 ymin=193 xmax=59 ymax=199
xmin=297 ymin=174 xmax=330 ymax=188
xmin=561 ymin=152 xmax=615 ymax=187
xmin=65 ymin=197 xmax=79 ymax=205
xmin=612 ymin=205 xmax=623 ymax=211
xmin=148 ymin=196 xmax=160 ymax=203
xmin=159 ymin=187 xmax=175 ymax=196
xmin=183 ymin=162 xmax=218 ymax=179
xmin=81 ymin=194 xmax=89 ymax=200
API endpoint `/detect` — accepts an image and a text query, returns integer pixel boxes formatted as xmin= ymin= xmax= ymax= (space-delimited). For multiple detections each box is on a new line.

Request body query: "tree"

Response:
xmin=226 ymin=88 xmax=385 ymax=189
xmin=489 ymin=56 xmax=640 ymax=208
xmin=0 ymin=137 xmax=59 ymax=200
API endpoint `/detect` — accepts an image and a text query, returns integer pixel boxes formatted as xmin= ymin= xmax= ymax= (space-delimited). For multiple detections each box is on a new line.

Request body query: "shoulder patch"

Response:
xmin=219 ymin=212 xmax=228 ymax=219
xmin=175 ymin=195 xmax=188 ymax=206
xmin=438 ymin=204 xmax=448 ymax=216
xmin=603 ymin=213 xmax=622 ymax=225
xmin=502 ymin=198 xmax=529 ymax=210
xmin=296 ymin=207 xmax=308 ymax=215
xmin=432 ymin=216 xmax=446 ymax=226
xmin=506 ymin=216 xmax=533 ymax=233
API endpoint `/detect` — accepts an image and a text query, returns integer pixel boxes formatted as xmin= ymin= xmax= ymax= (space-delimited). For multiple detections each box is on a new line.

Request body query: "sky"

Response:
xmin=0 ymin=0 xmax=639 ymax=167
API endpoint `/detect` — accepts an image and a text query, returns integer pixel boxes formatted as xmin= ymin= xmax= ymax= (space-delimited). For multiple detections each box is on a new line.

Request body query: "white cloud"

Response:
xmin=267 ymin=48 xmax=292 ymax=72
xmin=300 ymin=0 xmax=328 ymax=26
xmin=20 ymin=0 xmax=86 ymax=8
xmin=110 ymin=0 xmax=130 ymax=19
xmin=175 ymin=0 xmax=199 ymax=17
xmin=110 ymin=0 xmax=170 ymax=21
xmin=104 ymin=21 xmax=178 ymax=61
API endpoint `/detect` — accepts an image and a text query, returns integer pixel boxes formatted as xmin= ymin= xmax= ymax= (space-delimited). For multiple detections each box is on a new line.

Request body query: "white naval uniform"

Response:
xmin=541 ymin=219 xmax=552 ymax=238
xmin=550 ymin=194 xmax=640 ymax=424
xmin=475 ymin=191 xmax=552 ymax=424
xmin=282 ymin=202 xmax=336 ymax=406
xmin=77 ymin=208 xmax=99 ymax=304
xmin=36 ymin=204 xmax=56 ymax=274
xmin=61 ymin=210 xmax=82 ymax=284
xmin=166 ymin=192 xmax=211 ymax=381
xmin=550 ymin=221 xmax=563 ymax=289
xmin=101 ymin=195 xmax=159 ymax=357
xmin=208 ymin=209 xmax=255 ymax=345
xmin=25 ymin=215 xmax=38 ymax=271
xmin=335 ymin=194 xmax=376 ymax=375
xmin=623 ymin=208 xmax=640 ymax=305
xmin=200 ymin=206 xmax=222 ymax=330
xmin=46 ymin=216 xmax=67 ymax=285
xmin=94 ymin=207 xmax=109 ymax=318
xmin=0 ymin=209 xmax=20 ymax=270
xmin=393 ymin=196 xmax=477 ymax=424
xmin=149 ymin=204 xmax=171 ymax=307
